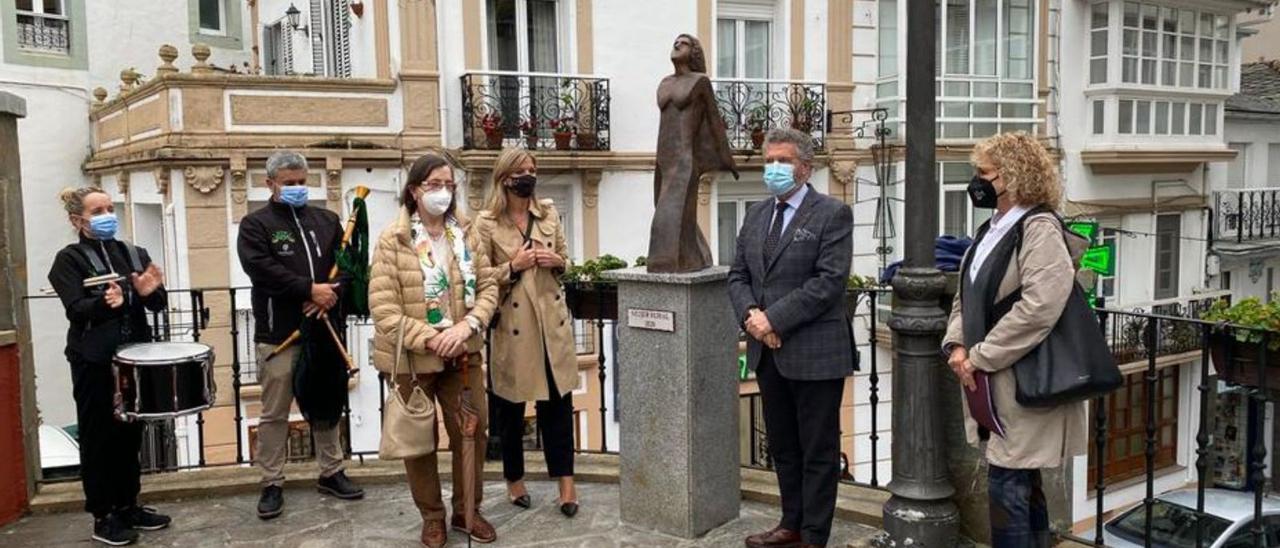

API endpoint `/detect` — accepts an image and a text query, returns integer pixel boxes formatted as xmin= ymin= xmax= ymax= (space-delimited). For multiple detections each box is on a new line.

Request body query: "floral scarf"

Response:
xmin=410 ymin=216 xmax=477 ymax=327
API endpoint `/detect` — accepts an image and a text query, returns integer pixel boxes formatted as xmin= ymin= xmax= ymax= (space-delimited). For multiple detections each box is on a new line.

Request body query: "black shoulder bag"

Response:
xmin=488 ymin=211 xmax=536 ymax=329
xmin=997 ymin=211 xmax=1122 ymax=408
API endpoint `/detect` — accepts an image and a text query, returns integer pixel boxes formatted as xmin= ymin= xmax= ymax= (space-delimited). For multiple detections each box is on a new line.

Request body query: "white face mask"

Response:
xmin=422 ymin=188 xmax=453 ymax=217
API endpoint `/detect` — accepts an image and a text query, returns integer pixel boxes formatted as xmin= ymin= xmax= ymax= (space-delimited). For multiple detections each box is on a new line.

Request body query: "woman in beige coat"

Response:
xmin=369 ymin=154 xmax=499 ymax=547
xmin=942 ymin=132 xmax=1088 ymax=548
xmin=467 ymin=148 xmax=581 ymax=517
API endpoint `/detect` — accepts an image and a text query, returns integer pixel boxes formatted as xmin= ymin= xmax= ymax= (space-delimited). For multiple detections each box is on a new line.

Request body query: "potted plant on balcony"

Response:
xmin=560 ymin=254 xmax=625 ymax=320
xmin=520 ymin=118 xmax=539 ymax=150
xmin=1205 ymin=296 xmax=1280 ymax=391
xmin=481 ymin=112 xmax=504 ymax=149
xmin=551 ymin=117 xmax=575 ymax=151
xmin=748 ymin=106 xmax=769 ymax=149
xmin=790 ymin=97 xmax=819 ymax=133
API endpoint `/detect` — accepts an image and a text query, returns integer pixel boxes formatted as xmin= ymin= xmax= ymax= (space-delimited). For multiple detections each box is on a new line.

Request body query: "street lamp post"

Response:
xmin=879 ymin=0 xmax=961 ymax=543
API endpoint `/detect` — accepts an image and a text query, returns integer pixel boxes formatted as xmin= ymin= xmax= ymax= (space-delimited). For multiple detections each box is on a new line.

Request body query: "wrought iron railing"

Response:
xmin=1102 ymin=292 xmax=1230 ymax=368
xmin=16 ymin=13 xmax=70 ymax=54
xmin=712 ymin=78 xmax=827 ymax=152
xmin=459 ymin=71 xmax=611 ymax=152
xmin=1214 ymin=188 xmax=1280 ymax=245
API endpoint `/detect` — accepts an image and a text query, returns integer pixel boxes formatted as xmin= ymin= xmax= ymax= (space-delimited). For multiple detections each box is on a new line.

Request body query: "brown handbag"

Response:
xmin=378 ymin=318 xmax=437 ymax=460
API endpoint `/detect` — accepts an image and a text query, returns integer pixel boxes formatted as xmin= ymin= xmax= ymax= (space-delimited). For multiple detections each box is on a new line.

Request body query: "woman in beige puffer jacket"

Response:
xmin=368 ymin=154 xmax=498 ymax=547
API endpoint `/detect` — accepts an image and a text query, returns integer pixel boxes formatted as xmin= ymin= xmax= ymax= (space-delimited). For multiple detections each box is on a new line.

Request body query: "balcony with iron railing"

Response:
xmin=1213 ymin=187 xmax=1280 ymax=250
xmin=16 ymin=11 xmax=70 ymax=54
xmin=711 ymin=79 xmax=827 ymax=153
xmin=459 ymin=71 xmax=611 ymax=152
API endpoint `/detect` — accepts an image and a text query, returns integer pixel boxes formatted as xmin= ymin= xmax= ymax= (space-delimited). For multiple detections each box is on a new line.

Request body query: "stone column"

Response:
xmin=607 ymin=266 xmax=740 ymax=538
xmin=0 ymin=91 xmax=36 ymax=516
xmin=182 ymin=165 xmax=238 ymax=464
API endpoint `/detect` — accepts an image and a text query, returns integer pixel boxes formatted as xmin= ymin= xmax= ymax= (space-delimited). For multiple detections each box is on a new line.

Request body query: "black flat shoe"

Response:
xmin=559 ymin=501 xmax=579 ymax=518
xmin=510 ymin=494 xmax=531 ymax=509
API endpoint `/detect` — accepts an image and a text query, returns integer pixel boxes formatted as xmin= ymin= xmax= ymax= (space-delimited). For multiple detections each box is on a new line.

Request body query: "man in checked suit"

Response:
xmin=728 ymin=127 xmax=855 ymax=548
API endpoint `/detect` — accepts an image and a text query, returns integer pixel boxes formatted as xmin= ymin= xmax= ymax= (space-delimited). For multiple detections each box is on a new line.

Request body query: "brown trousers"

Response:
xmin=395 ymin=353 xmax=488 ymax=521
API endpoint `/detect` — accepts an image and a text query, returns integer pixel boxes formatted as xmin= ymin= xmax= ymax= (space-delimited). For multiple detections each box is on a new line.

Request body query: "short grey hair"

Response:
xmin=763 ymin=128 xmax=815 ymax=165
xmin=265 ymin=151 xmax=309 ymax=178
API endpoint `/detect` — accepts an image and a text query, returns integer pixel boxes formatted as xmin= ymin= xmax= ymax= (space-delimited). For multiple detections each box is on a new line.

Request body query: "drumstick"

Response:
xmin=83 ymin=273 xmax=126 ymax=288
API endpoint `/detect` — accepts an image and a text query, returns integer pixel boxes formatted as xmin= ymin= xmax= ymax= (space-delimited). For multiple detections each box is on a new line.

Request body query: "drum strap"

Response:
xmin=77 ymin=241 xmax=144 ymax=276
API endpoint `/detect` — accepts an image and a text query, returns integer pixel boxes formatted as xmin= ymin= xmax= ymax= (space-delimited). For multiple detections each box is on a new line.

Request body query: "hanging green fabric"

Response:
xmin=336 ymin=192 xmax=371 ymax=319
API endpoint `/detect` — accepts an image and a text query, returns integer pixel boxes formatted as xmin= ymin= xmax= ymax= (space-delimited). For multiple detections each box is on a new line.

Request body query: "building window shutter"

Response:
xmin=328 ymin=0 xmax=352 ymax=77
xmin=309 ymin=0 xmax=325 ymax=75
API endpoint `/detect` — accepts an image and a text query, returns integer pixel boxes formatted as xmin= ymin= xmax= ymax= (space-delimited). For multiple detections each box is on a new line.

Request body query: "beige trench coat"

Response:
xmin=467 ymin=199 xmax=579 ymax=403
xmin=943 ymin=211 xmax=1090 ymax=470
xmin=369 ymin=208 xmax=498 ymax=375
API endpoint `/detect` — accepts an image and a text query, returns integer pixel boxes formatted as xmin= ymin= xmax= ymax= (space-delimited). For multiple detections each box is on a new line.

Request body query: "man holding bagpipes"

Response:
xmin=236 ymin=151 xmax=369 ymax=520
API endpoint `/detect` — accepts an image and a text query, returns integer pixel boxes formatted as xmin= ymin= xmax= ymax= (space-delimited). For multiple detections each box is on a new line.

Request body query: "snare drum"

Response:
xmin=113 ymin=342 xmax=216 ymax=422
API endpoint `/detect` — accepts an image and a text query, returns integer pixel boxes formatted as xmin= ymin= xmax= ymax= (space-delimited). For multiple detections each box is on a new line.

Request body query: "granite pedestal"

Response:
xmin=606 ymin=266 xmax=741 ymax=538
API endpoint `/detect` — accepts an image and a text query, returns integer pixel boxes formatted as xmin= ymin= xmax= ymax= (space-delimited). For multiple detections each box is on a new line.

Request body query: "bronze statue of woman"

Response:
xmin=647 ymin=34 xmax=738 ymax=273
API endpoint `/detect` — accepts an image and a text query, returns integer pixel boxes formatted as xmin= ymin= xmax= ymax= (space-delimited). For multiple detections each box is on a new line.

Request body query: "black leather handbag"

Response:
xmin=1001 ymin=214 xmax=1122 ymax=408
xmin=1010 ymin=280 xmax=1122 ymax=407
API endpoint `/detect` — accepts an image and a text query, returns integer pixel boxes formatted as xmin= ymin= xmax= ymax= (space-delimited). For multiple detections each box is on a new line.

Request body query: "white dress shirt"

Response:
xmin=769 ymin=183 xmax=810 ymax=234
xmin=968 ymin=204 xmax=1031 ymax=282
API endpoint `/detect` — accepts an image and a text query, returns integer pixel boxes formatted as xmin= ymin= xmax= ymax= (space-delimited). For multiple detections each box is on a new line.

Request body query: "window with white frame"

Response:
xmin=877 ymin=0 xmax=1039 ymax=140
xmin=486 ymin=0 xmax=561 ymax=73
xmin=1154 ymin=214 xmax=1181 ymax=300
xmin=304 ymin=0 xmax=352 ymax=77
xmin=198 ymin=0 xmax=225 ymax=34
xmin=1089 ymin=1 xmax=1230 ymax=90
xmin=262 ymin=19 xmax=292 ymax=76
xmin=1115 ymin=99 xmax=1217 ymax=136
xmin=717 ymin=1 xmax=776 ymax=79
xmin=716 ymin=181 xmax=769 ymax=265
xmin=1098 ymin=226 xmax=1120 ymax=301
xmin=1268 ymin=144 xmax=1280 ymax=186
xmin=15 ymin=0 xmax=69 ymax=54
xmin=940 ymin=162 xmax=992 ymax=238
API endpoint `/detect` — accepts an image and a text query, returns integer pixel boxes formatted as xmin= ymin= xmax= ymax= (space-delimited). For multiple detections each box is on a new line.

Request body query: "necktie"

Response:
xmin=764 ymin=201 xmax=788 ymax=259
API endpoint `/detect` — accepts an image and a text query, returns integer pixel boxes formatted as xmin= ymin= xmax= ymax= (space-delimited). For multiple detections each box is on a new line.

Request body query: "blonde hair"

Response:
xmin=485 ymin=148 xmax=548 ymax=217
xmin=59 ymin=186 xmax=107 ymax=216
xmin=971 ymin=132 xmax=1062 ymax=209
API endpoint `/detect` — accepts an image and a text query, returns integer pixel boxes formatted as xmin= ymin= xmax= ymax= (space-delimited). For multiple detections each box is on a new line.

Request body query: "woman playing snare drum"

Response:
xmin=47 ymin=186 xmax=170 ymax=546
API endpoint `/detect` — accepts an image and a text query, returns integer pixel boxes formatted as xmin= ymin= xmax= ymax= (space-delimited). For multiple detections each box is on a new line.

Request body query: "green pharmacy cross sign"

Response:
xmin=1066 ymin=221 xmax=1115 ymax=277
xmin=1066 ymin=220 xmax=1116 ymax=308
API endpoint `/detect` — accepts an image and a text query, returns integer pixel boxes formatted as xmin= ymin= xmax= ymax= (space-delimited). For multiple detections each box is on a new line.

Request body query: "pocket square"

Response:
xmin=793 ymin=228 xmax=818 ymax=242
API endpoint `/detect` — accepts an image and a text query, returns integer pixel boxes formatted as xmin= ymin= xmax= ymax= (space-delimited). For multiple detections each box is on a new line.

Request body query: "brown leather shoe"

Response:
xmin=745 ymin=526 xmax=802 ymax=547
xmin=419 ymin=519 xmax=446 ymax=548
xmin=450 ymin=511 xmax=497 ymax=544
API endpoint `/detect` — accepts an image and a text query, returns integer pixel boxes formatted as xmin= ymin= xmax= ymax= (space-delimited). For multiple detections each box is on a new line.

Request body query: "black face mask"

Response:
xmin=967 ymin=175 xmax=1003 ymax=209
xmin=508 ymin=175 xmax=536 ymax=198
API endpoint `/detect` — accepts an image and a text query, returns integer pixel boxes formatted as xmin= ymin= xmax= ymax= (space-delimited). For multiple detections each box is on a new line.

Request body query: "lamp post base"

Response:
xmin=875 ymin=496 xmax=961 ymax=547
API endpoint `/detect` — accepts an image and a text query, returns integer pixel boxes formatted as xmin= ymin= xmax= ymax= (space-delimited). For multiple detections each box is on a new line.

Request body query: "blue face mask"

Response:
xmin=87 ymin=213 xmax=118 ymax=240
xmin=279 ymin=185 xmax=309 ymax=208
xmin=763 ymin=162 xmax=797 ymax=196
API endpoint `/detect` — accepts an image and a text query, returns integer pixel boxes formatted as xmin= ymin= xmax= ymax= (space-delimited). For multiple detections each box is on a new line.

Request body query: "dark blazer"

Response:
xmin=728 ymin=185 xmax=854 ymax=381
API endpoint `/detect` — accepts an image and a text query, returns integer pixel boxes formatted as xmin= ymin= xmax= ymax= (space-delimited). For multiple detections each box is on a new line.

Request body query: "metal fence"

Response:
xmin=460 ymin=71 xmax=611 ymax=152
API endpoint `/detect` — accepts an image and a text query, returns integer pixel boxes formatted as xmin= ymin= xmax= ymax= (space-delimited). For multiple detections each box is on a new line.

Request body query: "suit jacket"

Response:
xmin=728 ymin=185 xmax=854 ymax=381
xmin=942 ymin=211 xmax=1089 ymax=469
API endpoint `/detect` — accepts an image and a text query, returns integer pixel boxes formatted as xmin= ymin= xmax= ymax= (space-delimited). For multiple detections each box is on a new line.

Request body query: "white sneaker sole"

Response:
xmin=91 ymin=533 xmax=136 ymax=546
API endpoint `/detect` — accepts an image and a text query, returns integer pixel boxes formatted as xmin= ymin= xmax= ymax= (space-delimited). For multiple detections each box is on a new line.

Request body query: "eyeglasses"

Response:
xmin=423 ymin=180 xmax=456 ymax=192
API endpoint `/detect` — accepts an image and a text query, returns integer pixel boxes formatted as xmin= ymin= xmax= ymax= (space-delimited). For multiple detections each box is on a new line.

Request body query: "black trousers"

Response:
xmin=493 ymin=358 xmax=575 ymax=482
xmin=756 ymin=350 xmax=845 ymax=546
xmin=988 ymin=465 xmax=1050 ymax=548
xmin=71 ymin=358 xmax=144 ymax=518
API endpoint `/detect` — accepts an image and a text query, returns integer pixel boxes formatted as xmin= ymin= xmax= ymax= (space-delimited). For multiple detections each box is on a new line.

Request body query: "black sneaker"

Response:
xmin=257 ymin=485 xmax=284 ymax=520
xmin=92 ymin=514 xmax=139 ymax=546
xmin=317 ymin=471 xmax=364 ymax=500
xmin=119 ymin=505 xmax=171 ymax=531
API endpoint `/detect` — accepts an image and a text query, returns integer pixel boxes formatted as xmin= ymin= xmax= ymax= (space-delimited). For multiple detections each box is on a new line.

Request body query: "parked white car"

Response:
xmin=1104 ymin=488 xmax=1280 ymax=547
xmin=38 ymin=424 xmax=79 ymax=479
